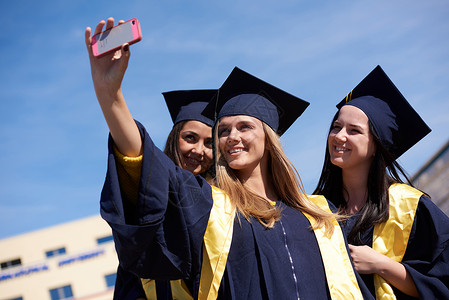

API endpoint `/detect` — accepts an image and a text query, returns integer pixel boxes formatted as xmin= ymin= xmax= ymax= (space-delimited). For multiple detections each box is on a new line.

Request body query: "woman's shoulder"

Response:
xmin=210 ymin=185 xmax=226 ymax=195
xmin=209 ymin=185 xmax=234 ymax=211
xmin=388 ymin=183 xmax=423 ymax=197
xmin=388 ymin=183 xmax=425 ymax=210
xmin=389 ymin=183 xmax=449 ymax=229
xmin=305 ymin=194 xmax=336 ymax=213
xmin=415 ymin=192 xmax=449 ymax=225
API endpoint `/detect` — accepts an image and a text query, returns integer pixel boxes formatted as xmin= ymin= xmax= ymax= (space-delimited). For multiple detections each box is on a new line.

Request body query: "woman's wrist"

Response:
xmin=373 ymin=253 xmax=393 ymax=276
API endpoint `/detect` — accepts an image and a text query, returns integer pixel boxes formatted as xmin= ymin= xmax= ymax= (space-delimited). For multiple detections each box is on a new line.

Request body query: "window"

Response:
xmin=105 ymin=273 xmax=117 ymax=288
xmin=49 ymin=285 xmax=73 ymax=300
xmin=1 ymin=258 xmax=21 ymax=270
xmin=96 ymin=235 xmax=113 ymax=245
xmin=46 ymin=247 xmax=66 ymax=258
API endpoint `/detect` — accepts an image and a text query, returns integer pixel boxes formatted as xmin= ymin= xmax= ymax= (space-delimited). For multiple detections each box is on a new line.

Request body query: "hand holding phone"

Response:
xmin=91 ymin=18 xmax=142 ymax=57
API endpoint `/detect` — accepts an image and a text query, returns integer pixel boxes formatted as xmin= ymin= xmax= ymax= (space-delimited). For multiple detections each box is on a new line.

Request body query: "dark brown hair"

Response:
xmin=163 ymin=121 xmax=184 ymax=167
xmin=313 ymin=111 xmax=413 ymax=244
xmin=163 ymin=121 xmax=214 ymax=179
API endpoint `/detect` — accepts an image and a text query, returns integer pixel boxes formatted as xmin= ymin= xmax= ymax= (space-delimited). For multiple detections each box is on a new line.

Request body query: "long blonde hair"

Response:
xmin=214 ymin=120 xmax=336 ymax=234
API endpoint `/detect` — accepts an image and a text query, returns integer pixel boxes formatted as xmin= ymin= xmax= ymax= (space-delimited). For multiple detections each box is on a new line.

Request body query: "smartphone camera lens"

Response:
xmin=132 ymin=20 xmax=135 ymax=25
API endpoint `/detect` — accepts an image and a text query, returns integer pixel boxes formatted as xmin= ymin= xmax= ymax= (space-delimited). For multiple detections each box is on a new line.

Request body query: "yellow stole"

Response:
xmin=306 ymin=195 xmax=364 ymax=300
xmin=141 ymin=278 xmax=193 ymax=299
xmin=372 ymin=183 xmax=422 ymax=300
xmin=141 ymin=186 xmax=234 ymax=300
xmin=199 ymin=191 xmax=363 ymax=300
xmin=141 ymin=279 xmax=157 ymax=299
xmin=142 ymin=189 xmax=363 ymax=300
xmin=198 ymin=186 xmax=236 ymax=300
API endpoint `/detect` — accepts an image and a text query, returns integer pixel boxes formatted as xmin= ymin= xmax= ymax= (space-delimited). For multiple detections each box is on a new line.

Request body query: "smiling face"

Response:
xmin=178 ymin=120 xmax=213 ymax=175
xmin=328 ymin=105 xmax=377 ymax=173
xmin=217 ymin=115 xmax=268 ymax=177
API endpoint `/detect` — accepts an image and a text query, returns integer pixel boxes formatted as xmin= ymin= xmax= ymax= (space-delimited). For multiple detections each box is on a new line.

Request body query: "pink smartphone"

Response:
xmin=92 ymin=18 xmax=142 ymax=57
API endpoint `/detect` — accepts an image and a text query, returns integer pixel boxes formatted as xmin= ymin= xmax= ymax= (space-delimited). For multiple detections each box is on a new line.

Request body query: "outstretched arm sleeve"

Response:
xmin=100 ymin=120 xmax=213 ymax=280
xmin=401 ymin=195 xmax=449 ymax=299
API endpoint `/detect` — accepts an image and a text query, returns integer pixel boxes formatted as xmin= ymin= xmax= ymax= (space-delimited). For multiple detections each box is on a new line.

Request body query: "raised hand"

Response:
xmin=85 ymin=17 xmax=142 ymax=157
xmin=85 ymin=17 xmax=130 ymax=97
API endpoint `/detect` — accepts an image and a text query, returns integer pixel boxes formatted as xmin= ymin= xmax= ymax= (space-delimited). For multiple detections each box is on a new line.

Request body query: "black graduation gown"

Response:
xmin=114 ymin=265 xmax=146 ymax=299
xmin=101 ymin=122 xmax=370 ymax=299
xmin=340 ymin=195 xmax=449 ymax=299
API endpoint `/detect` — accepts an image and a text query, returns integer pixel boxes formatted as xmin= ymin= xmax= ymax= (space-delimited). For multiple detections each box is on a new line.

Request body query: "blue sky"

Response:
xmin=1 ymin=0 xmax=448 ymax=239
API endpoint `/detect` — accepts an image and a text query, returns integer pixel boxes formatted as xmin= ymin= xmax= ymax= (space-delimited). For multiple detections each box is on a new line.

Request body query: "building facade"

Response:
xmin=0 ymin=215 xmax=119 ymax=300
xmin=411 ymin=140 xmax=449 ymax=216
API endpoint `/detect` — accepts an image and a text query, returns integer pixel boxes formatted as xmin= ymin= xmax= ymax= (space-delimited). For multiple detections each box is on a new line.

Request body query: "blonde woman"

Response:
xmin=86 ymin=17 xmax=371 ymax=300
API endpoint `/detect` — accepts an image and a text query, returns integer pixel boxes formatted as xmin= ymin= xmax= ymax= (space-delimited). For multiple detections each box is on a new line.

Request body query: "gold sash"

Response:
xmin=143 ymin=190 xmax=365 ymax=300
xmin=141 ymin=186 xmax=234 ymax=300
xmin=141 ymin=277 xmax=194 ymax=299
xmin=372 ymin=183 xmax=422 ymax=299
xmin=198 ymin=186 xmax=236 ymax=300
xmin=200 ymin=192 xmax=363 ymax=300
xmin=305 ymin=195 xmax=364 ymax=300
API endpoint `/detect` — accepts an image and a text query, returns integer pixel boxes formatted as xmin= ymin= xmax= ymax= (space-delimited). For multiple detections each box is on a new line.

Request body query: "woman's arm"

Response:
xmin=400 ymin=195 xmax=449 ymax=299
xmin=85 ymin=17 xmax=142 ymax=157
xmin=101 ymin=122 xmax=213 ymax=279
xmin=349 ymin=244 xmax=419 ymax=297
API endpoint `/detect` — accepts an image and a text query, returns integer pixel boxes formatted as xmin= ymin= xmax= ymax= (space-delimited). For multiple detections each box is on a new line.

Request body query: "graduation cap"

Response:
xmin=202 ymin=67 xmax=309 ymax=136
xmin=337 ymin=65 xmax=431 ymax=159
xmin=162 ymin=89 xmax=217 ymax=127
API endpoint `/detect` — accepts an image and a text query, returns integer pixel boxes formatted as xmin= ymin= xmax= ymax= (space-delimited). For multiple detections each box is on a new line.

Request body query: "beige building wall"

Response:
xmin=411 ymin=139 xmax=449 ymax=216
xmin=0 ymin=215 xmax=119 ymax=300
